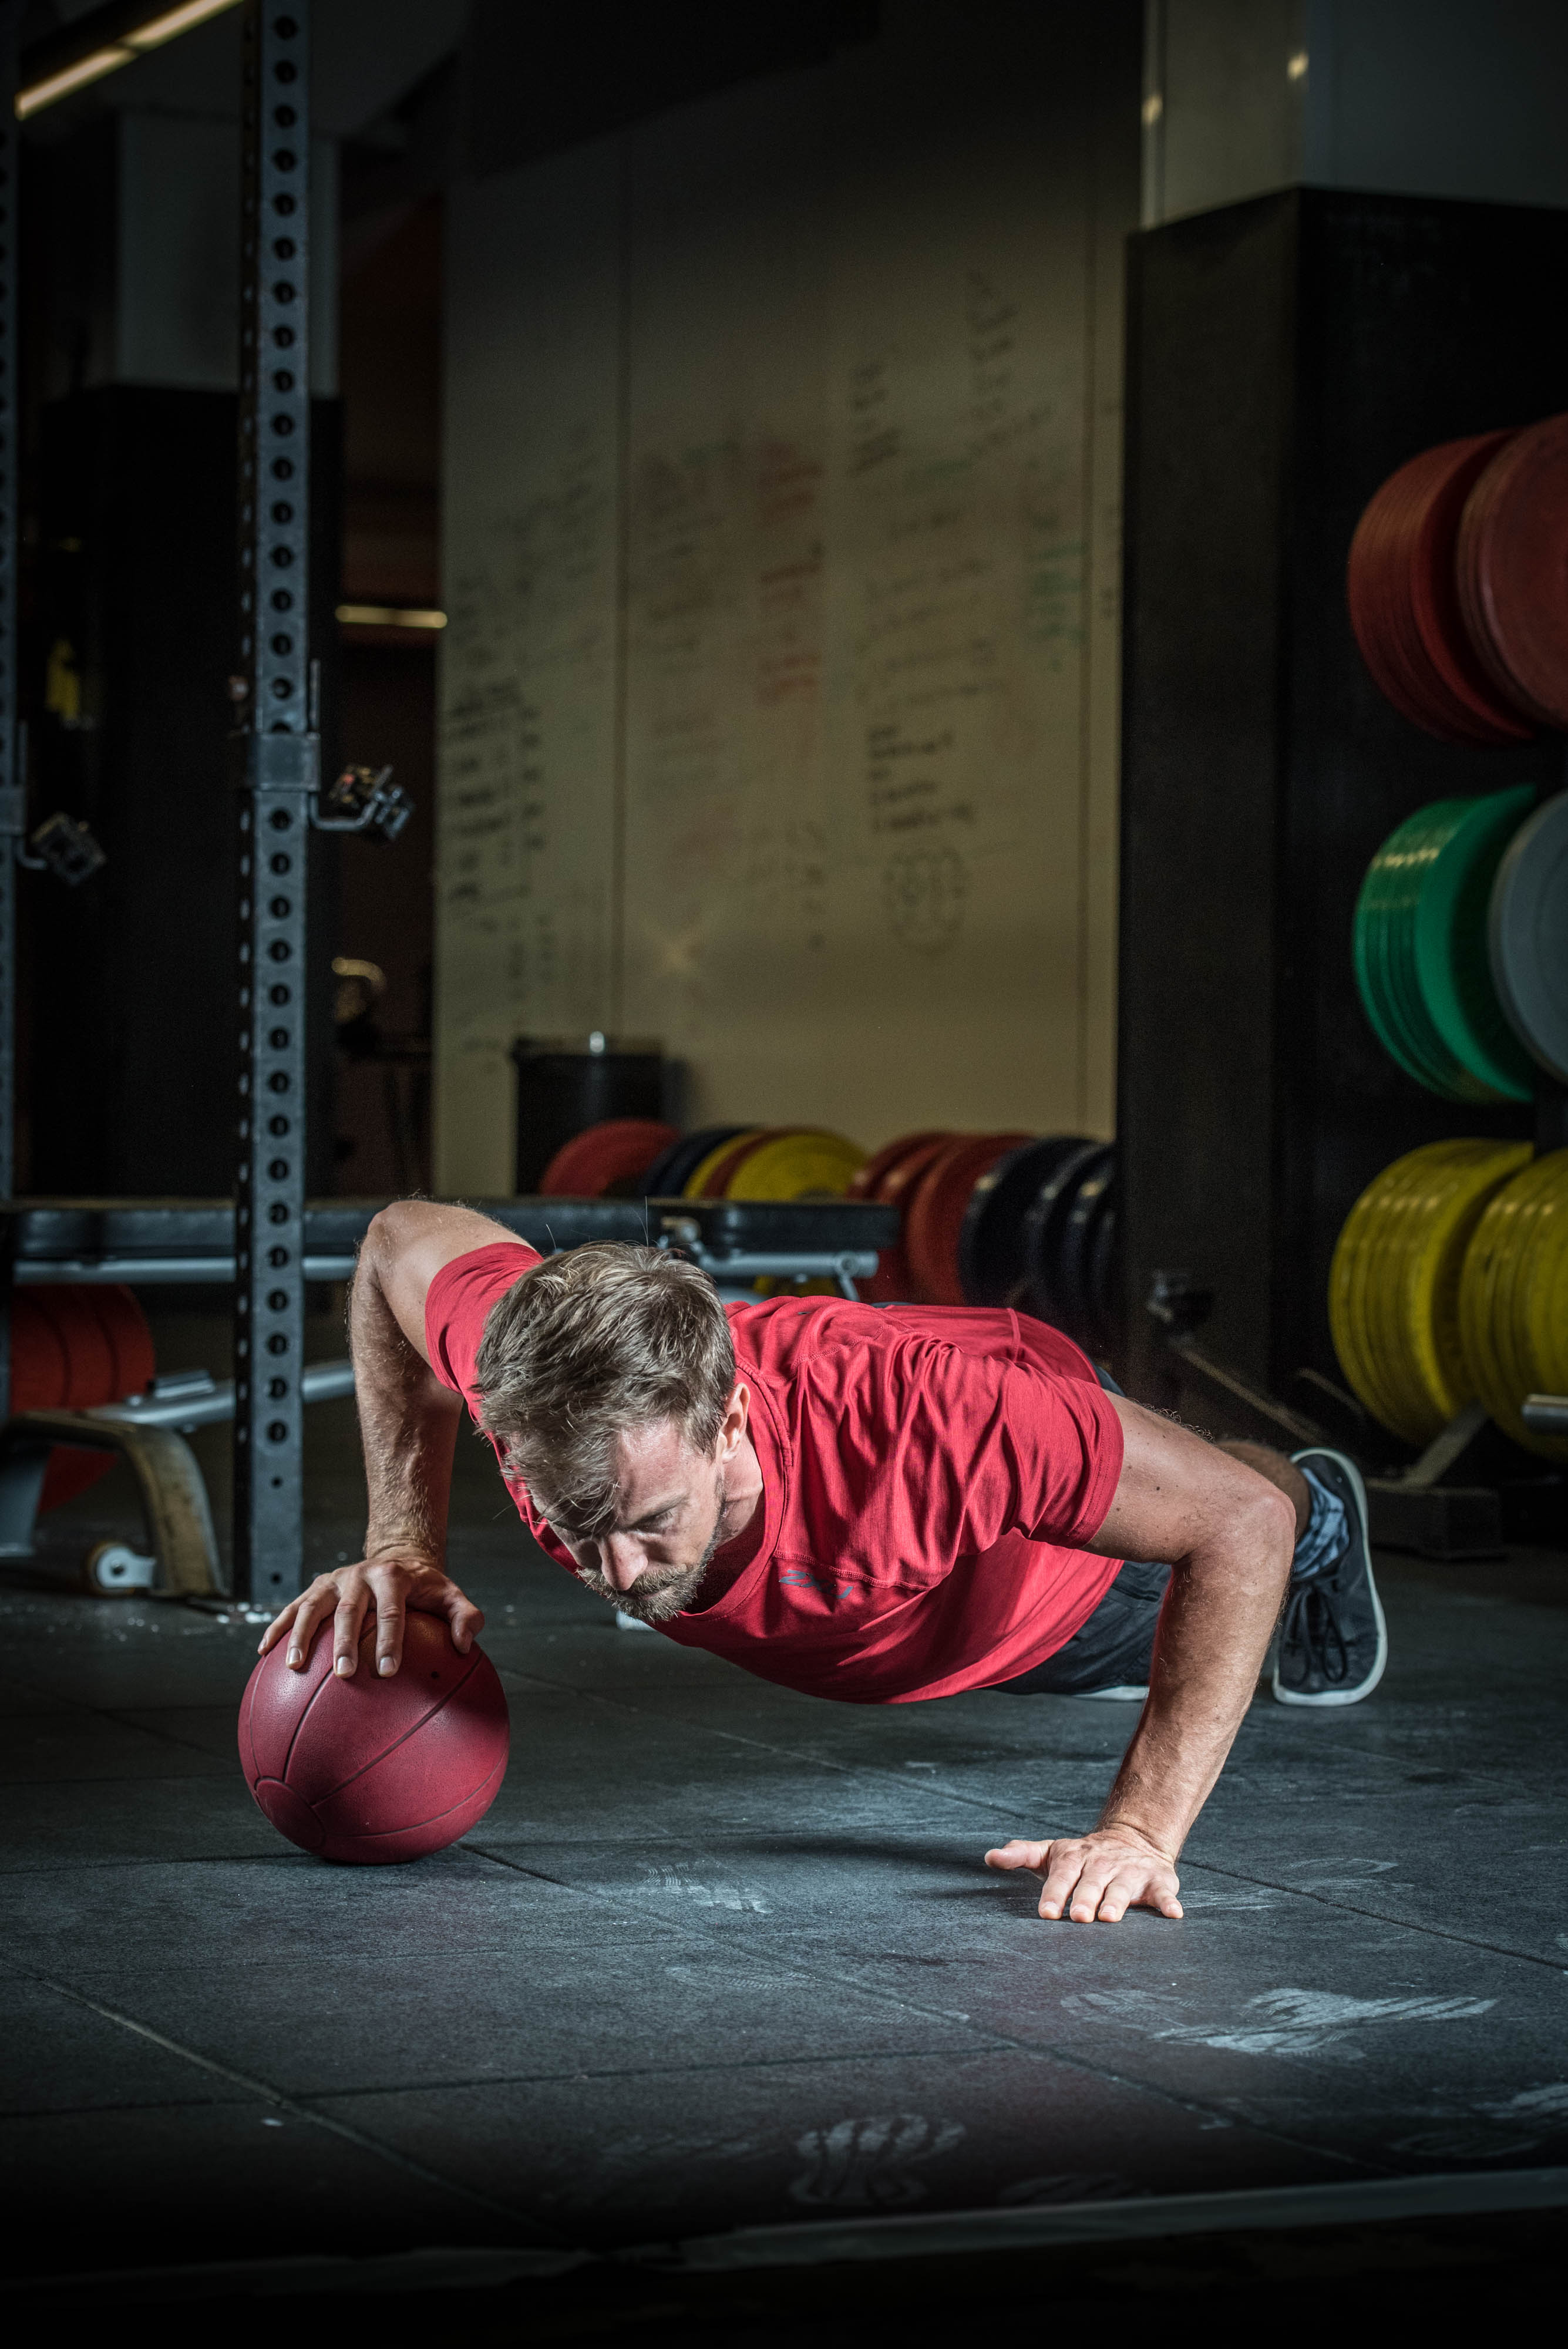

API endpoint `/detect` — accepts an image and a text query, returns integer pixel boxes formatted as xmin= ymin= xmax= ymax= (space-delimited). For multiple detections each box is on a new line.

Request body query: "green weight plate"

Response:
xmin=1411 ymin=785 xmax=1535 ymax=1100
xmin=1357 ymin=830 xmax=1452 ymax=1093
xmin=1358 ymin=802 xmax=1514 ymax=1102
xmin=1354 ymin=873 xmax=1425 ymax=1083
xmin=1388 ymin=804 xmax=1490 ymax=1101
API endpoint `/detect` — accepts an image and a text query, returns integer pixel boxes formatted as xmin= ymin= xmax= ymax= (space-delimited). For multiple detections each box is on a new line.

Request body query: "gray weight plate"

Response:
xmin=1489 ymin=790 xmax=1568 ymax=1085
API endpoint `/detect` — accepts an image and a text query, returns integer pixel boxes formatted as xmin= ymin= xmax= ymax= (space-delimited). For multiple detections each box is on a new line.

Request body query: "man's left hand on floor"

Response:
xmin=985 ymin=1825 xmax=1183 ymax=1922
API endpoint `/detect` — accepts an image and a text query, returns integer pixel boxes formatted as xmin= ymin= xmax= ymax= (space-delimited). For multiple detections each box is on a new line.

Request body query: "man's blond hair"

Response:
xmin=473 ymin=1243 xmax=735 ymax=1533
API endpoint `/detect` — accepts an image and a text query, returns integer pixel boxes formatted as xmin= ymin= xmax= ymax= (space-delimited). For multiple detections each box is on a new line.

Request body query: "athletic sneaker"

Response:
xmin=1273 ymin=1449 xmax=1387 ymax=1707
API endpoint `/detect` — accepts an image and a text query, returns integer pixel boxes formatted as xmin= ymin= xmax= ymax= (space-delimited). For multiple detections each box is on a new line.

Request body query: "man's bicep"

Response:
xmin=364 ymin=1202 xmax=526 ymax=1361
xmin=1085 ymin=1395 xmax=1266 ymax=1566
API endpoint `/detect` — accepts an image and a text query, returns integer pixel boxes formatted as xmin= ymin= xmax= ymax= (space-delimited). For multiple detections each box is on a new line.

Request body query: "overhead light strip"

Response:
xmin=337 ymin=605 xmax=448 ymax=631
xmin=15 ymin=0 xmax=241 ymax=120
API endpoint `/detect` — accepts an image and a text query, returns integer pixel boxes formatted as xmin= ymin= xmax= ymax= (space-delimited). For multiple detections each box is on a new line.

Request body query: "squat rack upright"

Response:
xmin=0 ymin=1 xmax=891 ymax=1610
xmin=0 ymin=0 xmax=335 ymax=1607
xmin=233 ymin=0 xmax=318 ymax=1609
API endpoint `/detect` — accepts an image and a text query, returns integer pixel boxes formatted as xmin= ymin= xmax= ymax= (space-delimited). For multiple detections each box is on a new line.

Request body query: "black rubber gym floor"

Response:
xmin=2 ymin=1382 xmax=1566 ymax=2305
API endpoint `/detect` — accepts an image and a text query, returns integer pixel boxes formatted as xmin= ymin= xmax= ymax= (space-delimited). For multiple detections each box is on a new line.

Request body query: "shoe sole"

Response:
xmin=1273 ymin=1449 xmax=1388 ymax=1708
xmin=1075 ymin=1683 xmax=1149 ymax=1702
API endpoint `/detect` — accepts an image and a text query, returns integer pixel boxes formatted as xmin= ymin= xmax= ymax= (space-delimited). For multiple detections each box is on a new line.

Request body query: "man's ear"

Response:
xmin=717 ymin=1380 xmax=750 ymax=1459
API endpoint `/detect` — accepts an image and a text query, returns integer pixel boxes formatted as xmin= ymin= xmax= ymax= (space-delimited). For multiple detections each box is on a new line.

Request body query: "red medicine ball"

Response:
xmin=238 ymin=1612 xmax=510 ymax=1863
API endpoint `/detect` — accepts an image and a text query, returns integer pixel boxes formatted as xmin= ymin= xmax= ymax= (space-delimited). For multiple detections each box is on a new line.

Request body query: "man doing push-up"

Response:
xmin=260 ymin=1203 xmax=1387 ymax=1924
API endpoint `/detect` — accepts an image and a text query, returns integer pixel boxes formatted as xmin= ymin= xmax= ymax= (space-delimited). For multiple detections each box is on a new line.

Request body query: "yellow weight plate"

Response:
xmin=1521 ymin=1150 xmax=1568 ymax=1392
xmin=1530 ymin=1210 xmax=1568 ymax=1398
xmin=1330 ymin=1173 xmax=1402 ymax=1426
xmin=1348 ymin=1153 xmax=1443 ymax=1435
xmin=1459 ymin=1179 xmax=1519 ymax=1438
xmin=1459 ymin=1155 xmax=1568 ymax=1460
xmin=1357 ymin=1166 xmax=1429 ymax=1437
xmin=1333 ymin=1142 xmax=1526 ymax=1443
xmin=682 ymin=1129 xmax=766 ymax=1199
xmin=1494 ymin=1159 xmax=1558 ymax=1404
xmin=1361 ymin=1137 xmax=1474 ymax=1428
xmin=1502 ymin=1156 xmax=1568 ymax=1460
xmin=1391 ymin=1142 xmax=1530 ymax=1431
xmin=725 ymin=1129 xmax=867 ymax=1201
xmin=1331 ymin=1146 xmax=1448 ymax=1436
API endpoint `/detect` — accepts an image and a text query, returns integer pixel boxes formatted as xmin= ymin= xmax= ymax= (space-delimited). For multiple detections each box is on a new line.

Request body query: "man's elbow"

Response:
xmin=362 ymin=1200 xmax=429 ymax=1278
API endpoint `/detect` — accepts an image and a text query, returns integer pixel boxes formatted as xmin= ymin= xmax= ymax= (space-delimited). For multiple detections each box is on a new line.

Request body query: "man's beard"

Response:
xmin=576 ymin=1476 xmax=728 ymax=1625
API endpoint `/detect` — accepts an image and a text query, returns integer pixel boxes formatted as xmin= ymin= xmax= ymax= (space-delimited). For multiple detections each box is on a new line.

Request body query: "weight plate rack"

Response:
xmin=0 ymin=1 xmax=898 ymax=1611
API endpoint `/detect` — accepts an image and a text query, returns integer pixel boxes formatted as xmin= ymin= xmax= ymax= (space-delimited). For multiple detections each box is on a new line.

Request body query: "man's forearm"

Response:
xmin=1097 ymin=1519 xmax=1291 ymax=1860
xmin=350 ymin=1250 xmax=463 ymax=1557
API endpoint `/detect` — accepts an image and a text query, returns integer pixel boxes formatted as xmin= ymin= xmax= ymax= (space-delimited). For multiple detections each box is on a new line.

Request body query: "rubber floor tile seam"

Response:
xmin=458 ymin=1842 xmax=1392 ymax=2178
xmin=0 ymin=1849 xmax=323 ymax=1877
xmin=539 ymin=1699 xmax=1568 ymax=1974
xmin=301 ymin=2041 xmax=1012 ymax=2102
xmin=19 ymin=1970 xmax=550 ymax=2236
xmin=1180 ymin=1860 xmax=1568 ymax=1975
xmin=98 ymin=1711 xmax=242 ymax=1761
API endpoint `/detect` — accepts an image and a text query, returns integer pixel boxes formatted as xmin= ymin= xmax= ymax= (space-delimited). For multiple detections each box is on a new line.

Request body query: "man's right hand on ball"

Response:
xmin=258 ymin=1552 xmax=483 ymax=1680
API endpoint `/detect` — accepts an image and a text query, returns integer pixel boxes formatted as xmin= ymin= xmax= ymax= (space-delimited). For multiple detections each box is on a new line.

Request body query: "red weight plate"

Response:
xmin=88 ymin=1285 xmax=155 ymax=1402
xmin=904 ymin=1132 xmax=1031 ymax=1308
xmin=8 ymin=1292 xmax=70 ymax=1412
xmin=16 ymin=1287 xmax=124 ymax=1514
xmin=1457 ymin=413 xmax=1568 ymax=729
xmin=538 ymin=1118 xmax=679 ymax=1197
xmin=847 ymin=1130 xmax=948 ymax=1202
xmin=1348 ymin=434 xmax=1530 ymax=743
xmin=859 ymin=1132 xmax=954 ymax=1302
xmin=46 ymin=1288 xmax=117 ymax=1409
xmin=1404 ymin=436 xmax=1533 ymax=735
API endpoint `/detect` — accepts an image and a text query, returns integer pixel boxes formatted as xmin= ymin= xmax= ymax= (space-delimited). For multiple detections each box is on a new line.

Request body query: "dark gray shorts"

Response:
xmin=986 ymin=1556 xmax=1170 ymax=1694
xmin=987 ymin=1361 xmax=1169 ymax=1696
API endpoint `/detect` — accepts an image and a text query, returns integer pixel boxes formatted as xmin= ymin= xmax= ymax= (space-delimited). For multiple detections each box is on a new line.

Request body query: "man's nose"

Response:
xmin=597 ymin=1534 xmax=647 ymax=1593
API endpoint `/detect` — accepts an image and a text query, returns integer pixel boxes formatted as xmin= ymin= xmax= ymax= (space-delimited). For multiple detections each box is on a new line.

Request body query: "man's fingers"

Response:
xmin=1068 ymin=1859 xmax=1124 ymax=1922
xmin=1093 ymin=1870 xmax=1184 ymax=1923
xmin=984 ymin=1840 xmax=1051 ymax=1875
xmin=445 ymin=1590 xmax=484 ymax=1654
xmin=984 ymin=1832 xmax=1185 ymax=1924
xmin=284 ymin=1599 xmax=322 ymax=1670
xmin=280 ymin=1588 xmax=333 ymax=1670
xmin=257 ymin=1597 xmax=299 ymax=1657
xmin=372 ymin=1601 xmax=405 ymax=1677
xmin=366 ymin=1566 xmax=409 ymax=1677
xmin=1095 ymin=1873 xmax=1138 ymax=1923
xmin=332 ymin=1588 xmax=369 ymax=1678
xmin=1038 ymin=1848 xmax=1088 ymax=1920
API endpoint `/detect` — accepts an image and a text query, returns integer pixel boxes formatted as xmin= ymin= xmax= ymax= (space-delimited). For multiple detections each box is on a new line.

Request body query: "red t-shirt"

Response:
xmin=426 ymin=1242 xmax=1125 ymax=1705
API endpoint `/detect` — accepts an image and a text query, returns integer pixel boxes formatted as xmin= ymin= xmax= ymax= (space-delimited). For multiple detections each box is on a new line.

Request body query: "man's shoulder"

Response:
xmin=729 ymin=1296 xmax=1099 ymax=1402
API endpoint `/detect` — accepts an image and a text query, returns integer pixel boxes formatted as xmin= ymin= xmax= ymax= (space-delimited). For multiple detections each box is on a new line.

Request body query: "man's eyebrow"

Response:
xmin=623 ymin=1493 xmax=687 ymax=1531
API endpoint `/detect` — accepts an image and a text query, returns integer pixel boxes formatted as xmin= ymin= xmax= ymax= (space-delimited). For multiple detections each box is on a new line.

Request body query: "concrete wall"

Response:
xmin=436 ymin=1 xmax=1140 ymax=1191
xmin=1143 ymin=0 xmax=1568 ymax=227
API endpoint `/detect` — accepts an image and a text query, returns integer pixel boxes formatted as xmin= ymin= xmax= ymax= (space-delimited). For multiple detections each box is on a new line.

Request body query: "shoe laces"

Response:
xmin=1280 ymin=1576 xmax=1351 ymax=1687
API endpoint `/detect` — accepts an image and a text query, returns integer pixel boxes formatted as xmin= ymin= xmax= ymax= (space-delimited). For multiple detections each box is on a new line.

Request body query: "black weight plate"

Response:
xmin=1055 ymin=1150 xmax=1115 ymax=1346
xmin=1086 ymin=1197 xmax=1118 ymax=1352
xmin=641 ymin=1126 xmax=748 ymax=1198
xmin=1019 ymin=1139 xmax=1106 ymax=1327
xmin=959 ymin=1135 xmax=1091 ymax=1305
